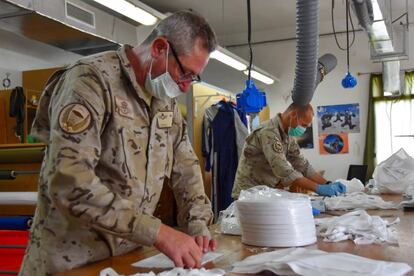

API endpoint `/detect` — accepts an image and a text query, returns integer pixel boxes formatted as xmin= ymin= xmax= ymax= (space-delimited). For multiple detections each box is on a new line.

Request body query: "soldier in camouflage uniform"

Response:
xmin=20 ymin=10 xmax=217 ymax=275
xmin=232 ymin=104 xmax=346 ymax=199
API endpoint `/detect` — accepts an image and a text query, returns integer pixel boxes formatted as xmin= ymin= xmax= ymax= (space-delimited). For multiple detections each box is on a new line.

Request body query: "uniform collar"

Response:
xmin=117 ymin=45 xmax=152 ymax=107
xmin=276 ymin=113 xmax=288 ymax=140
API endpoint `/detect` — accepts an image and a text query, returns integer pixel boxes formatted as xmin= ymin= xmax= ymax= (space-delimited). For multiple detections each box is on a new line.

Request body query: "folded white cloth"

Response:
xmin=336 ymin=178 xmax=365 ymax=193
xmin=157 ymin=268 xmax=225 ymax=276
xmin=100 ymin=267 xmax=225 ymax=276
xmin=324 ymin=192 xmax=399 ymax=210
xmin=315 ymin=210 xmax=399 ymax=244
xmin=230 ymin=248 xmax=412 ymax=276
xmin=131 ymin=252 xmax=223 ymax=268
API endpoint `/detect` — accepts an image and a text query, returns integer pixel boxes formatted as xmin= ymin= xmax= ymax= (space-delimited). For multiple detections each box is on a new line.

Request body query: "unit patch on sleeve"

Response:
xmin=58 ymin=103 xmax=92 ymax=134
xmin=273 ymin=140 xmax=283 ymax=153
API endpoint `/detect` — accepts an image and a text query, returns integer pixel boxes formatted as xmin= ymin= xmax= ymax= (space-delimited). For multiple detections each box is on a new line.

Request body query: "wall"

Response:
xmin=0 ymin=29 xmax=81 ymax=72
xmin=225 ymin=26 xmax=414 ymax=181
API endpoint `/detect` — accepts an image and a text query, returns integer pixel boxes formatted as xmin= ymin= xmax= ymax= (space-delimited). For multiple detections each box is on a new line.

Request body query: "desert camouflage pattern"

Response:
xmin=232 ymin=114 xmax=316 ymax=198
xmin=19 ymin=45 xmax=212 ymax=275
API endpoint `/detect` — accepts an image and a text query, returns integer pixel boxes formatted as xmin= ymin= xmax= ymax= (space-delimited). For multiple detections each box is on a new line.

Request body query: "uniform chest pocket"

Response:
xmin=287 ymin=141 xmax=300 ymax=157
xmin=120 ymin=127 xmax=149 ymax=181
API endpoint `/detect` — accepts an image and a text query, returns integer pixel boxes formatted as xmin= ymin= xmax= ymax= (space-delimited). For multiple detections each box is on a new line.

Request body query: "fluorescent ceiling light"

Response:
xmin=210 ymin=50 xmax=247 ymax=71
xmin=92 ymin=0 xmax=158 ymax=26
xmin=243 ymin=70 xmax=274 ymax=85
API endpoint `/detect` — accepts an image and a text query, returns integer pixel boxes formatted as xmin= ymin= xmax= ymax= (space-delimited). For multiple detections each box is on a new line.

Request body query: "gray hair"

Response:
xmin=142 ymin=10 xmax=217 ymax=55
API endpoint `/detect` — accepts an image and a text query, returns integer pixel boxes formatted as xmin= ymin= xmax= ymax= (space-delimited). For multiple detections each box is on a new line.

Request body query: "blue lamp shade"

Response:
xmin=236 ymin=79 xmax=267 ymax=114
xmin=342 ymin=72 xmax=357 ymax=88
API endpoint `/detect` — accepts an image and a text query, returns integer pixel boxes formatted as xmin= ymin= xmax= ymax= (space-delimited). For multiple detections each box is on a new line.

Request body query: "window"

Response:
xmin=372 ymin=72 xmax=414 ymax=163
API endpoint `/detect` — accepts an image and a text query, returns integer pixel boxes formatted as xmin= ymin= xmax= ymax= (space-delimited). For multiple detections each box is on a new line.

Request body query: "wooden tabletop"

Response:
xmin=56 ymin=196 xmax=414 ymax=275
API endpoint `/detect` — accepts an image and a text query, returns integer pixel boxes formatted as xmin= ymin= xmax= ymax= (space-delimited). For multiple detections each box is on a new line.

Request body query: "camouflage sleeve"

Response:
xmin=259 ymin=129 xmax=303 ymax=186
xmin=170 ymin=110 xmax=213 ymax=238
xmin=46 ymin=64 xmax=161 ymax=246
xmin=286 ymin=139 xmax=317 ymax=178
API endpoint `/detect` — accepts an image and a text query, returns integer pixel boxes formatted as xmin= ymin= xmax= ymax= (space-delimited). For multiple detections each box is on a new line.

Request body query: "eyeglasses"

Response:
xmin=168 ymin=42 xmax=201 ymax=83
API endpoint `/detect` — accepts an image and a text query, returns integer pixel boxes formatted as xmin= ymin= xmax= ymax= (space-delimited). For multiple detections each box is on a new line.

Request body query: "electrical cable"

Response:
xmin=331 ymin=0 xmax=355 ymax=51
xmin=247 ymin=0 xmax=253 ymax=81
xmin=346 ymin=0 xmax=350 ymax=72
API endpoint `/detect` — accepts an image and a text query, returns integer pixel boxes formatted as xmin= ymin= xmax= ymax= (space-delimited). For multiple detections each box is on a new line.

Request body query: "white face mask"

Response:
xmin=145 ymin=46 xmax=182 ymax=99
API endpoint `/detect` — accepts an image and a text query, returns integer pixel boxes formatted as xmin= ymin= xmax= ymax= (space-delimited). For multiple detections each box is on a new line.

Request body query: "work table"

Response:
xmin=56 ymin=195 xmax=414 ymax=275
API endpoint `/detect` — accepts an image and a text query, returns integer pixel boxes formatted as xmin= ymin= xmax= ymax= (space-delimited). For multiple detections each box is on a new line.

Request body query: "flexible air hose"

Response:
xmin=292 ymin=0 xmax=320 ymax=106
xmin=350 ymin=0 xmax=374 ymax=31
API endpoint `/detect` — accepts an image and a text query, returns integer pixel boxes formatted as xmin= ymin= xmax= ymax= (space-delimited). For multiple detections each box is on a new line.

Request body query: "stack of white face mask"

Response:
xmin=236 ymin=186 xmax=316 ymax=247
xmin=324 ymin=192 xmax=399 ymax=210
xmin=230 ymin=248 xmax=412 ymax=276
xmin=315 ymin=209 xmax=399 ymax=244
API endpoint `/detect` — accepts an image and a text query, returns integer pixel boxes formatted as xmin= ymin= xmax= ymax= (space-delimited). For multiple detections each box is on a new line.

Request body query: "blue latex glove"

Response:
xmin=316 ymin=182 xmax=347 ymax=197
xmin=312 ymin=208 xmax=321 ymax=216
xmin=332 ymin=181 xmax=347 ymax=194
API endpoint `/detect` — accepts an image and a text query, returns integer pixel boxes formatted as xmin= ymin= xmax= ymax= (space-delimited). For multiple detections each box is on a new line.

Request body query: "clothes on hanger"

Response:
xmin=9 ymin=86 xmax=25 ymax=142
xmin=202 ymin=100 xmax=248 ymax=216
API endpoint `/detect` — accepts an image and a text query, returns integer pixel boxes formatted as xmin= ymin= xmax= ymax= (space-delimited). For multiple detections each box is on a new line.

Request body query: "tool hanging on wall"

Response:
xmin=236 ymin=0 xmax=267 ymax=120
xmin=2 ymin=73 xmax=11 ymax=89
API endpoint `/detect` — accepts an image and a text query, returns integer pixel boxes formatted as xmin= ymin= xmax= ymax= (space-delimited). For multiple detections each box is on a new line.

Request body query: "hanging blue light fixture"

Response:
xmin=236 ymin=0 xmax=267 ymax=115
xmin=341 ymin=0 xmax=357 ymax=88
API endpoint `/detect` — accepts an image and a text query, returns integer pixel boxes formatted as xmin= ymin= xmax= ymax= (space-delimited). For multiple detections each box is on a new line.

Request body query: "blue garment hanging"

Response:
xmin=202 ymin=100 xmax=246 ymax=215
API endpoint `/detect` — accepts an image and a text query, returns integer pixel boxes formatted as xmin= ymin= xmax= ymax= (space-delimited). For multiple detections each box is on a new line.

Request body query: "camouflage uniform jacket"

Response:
xmin=232 ymin=114 xmax=316 ymax=198
xmin=19 ymin=45 xmax=213 ymax=275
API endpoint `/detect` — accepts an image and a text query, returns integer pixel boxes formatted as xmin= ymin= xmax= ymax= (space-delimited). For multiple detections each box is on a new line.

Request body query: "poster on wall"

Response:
xmin=317 ymin=103 xmax=360 ymax=135
xmin=319 ymin=133 xmax=349 ymax=155
xmin=297 ymin=124 xmax=314 ymax=149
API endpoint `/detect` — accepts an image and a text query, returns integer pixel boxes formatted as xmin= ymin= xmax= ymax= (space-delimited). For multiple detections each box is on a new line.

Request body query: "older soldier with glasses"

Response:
xmin=20 ymin=10 xmax=217 ymax=275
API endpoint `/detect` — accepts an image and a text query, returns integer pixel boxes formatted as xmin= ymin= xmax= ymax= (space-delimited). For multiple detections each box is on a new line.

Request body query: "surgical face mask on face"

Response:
xmin=144 ymin=46 xmax=182 ymax=99
xmin=288 ymin=116 xmax=306 ymax=137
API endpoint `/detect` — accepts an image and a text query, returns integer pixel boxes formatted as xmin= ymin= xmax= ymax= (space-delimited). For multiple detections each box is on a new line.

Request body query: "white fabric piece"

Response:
xmin=336 ymin=178 xmax=365 ymax=193
xmin=100 ymin=267 xmax=124 ymax=276
xmin=100 ymin=267 xmax=225 ymax=276
xmin=324 ymin=192 xmax=399 ymax=210
xmin=157 ymin=268 xmax=225 ymax=276
xmin=230 ymin=248 xmax=412 ymax=276
xmin=0 ymin=192 xmax=37 ymax=205
xmin=315 ymin=210 xmax=399 ymax=244
xmin=131 ymin=252 xmax=223 ymax=268
xmin=373 ymin=148 xmax=414 ymax=194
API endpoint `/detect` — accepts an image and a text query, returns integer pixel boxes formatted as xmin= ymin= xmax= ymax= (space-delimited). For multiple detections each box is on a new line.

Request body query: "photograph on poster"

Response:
xmin=317 ymin=103 xmax=360 ymax=135
xmin=319 ymin=133 xmax=349 ymax=155
xmin=297 ymin=124 xmax=314 ymax=149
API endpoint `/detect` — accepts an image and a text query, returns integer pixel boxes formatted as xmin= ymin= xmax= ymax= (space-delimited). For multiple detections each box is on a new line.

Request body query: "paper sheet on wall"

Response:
xmin=131 ymin=252 xmax=223 ymax=268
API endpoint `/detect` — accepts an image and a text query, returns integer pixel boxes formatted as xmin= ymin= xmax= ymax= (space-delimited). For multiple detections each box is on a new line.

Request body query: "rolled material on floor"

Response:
xmin=0 ymin=192 xmax=37 ymax=205
xmin=0 ymin=216 xmax=32 ymax=230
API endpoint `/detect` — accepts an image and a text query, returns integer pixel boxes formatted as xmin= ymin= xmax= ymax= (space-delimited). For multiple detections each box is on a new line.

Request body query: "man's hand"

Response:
xmin=316 ymin=182 xmax=347 ymax=197
xmin=194 ymin=236 xmax=217 ymax=253
xmin=154 ymin=224 xmax=202 ymax=268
